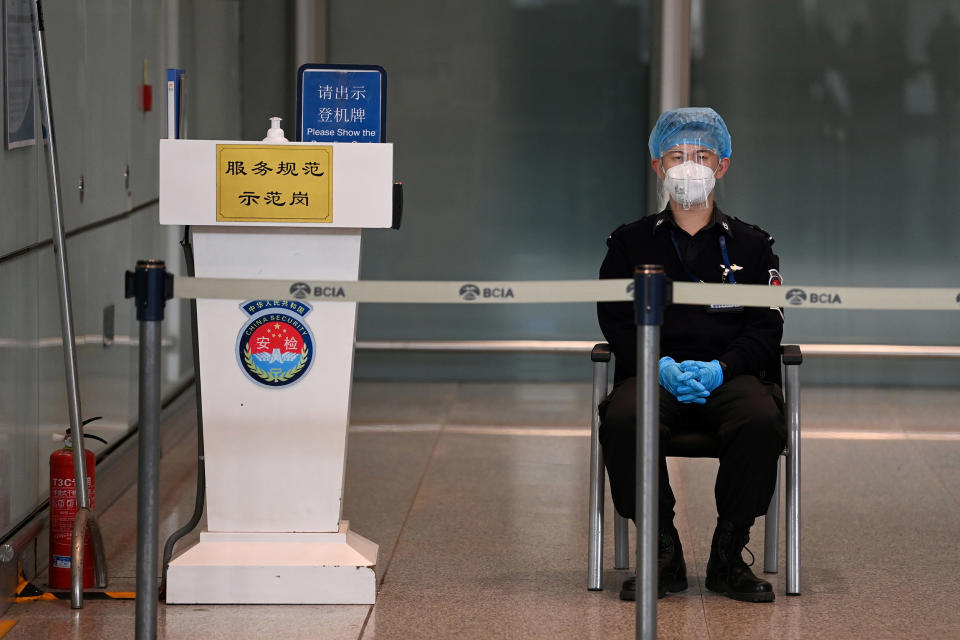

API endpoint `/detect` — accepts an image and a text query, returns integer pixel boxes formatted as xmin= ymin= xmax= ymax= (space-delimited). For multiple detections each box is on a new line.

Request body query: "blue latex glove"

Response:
xmin=659 ymin=357 xmax=710 ymax=404
xmin=679 ymin=359 xmax=724 ymax=394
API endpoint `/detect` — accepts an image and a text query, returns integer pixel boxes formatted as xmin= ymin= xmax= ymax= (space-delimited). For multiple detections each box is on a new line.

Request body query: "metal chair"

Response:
xmin=587 ymin=343 xmax=803 ymax=595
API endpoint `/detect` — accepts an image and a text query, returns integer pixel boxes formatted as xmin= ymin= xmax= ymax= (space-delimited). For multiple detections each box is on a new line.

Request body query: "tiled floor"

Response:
xmin=3 ymin=383 xmax=960 ymax=639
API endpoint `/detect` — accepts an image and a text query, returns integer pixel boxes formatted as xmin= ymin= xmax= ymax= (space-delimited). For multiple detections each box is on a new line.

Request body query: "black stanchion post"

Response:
xmin=785 ymin=361 xmax=802 ymax=595
xmin=634 ymin=265 xmax=670 ymax=640
xmin=125 ymin=260 xmax=173 ymax=640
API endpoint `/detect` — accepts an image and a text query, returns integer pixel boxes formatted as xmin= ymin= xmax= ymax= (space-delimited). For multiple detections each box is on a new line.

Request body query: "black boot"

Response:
xmin=619 ymin=524 xmax=688 ymax=601
xmin=705 ymin=519 xmax=775 ymax=603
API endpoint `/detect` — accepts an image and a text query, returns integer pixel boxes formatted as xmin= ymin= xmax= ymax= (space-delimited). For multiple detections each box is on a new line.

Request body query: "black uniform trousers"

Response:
xmin=599 ymin=374 xmax=787 ymax=529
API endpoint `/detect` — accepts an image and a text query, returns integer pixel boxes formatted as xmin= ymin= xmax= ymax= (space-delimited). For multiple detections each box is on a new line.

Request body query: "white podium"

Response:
xmin=158 ymin=139 xmax=393 ymax=604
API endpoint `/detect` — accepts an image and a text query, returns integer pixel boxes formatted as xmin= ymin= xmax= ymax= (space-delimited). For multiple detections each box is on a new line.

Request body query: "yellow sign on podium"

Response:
xmin=216 ymin=145 xmax=333 ymax=222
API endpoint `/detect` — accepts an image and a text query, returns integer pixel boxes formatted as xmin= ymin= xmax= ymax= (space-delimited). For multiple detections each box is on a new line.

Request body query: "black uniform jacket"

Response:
xmin=598 ymin=205 xmax=784 ymax=384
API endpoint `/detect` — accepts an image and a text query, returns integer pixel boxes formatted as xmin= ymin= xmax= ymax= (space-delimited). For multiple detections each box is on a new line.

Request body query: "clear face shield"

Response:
xmin=656 ymin=142 xmax=722 ymax=211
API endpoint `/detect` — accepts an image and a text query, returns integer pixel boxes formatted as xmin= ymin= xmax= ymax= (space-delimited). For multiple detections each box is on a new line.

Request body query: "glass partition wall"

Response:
xmin=692 ymin=0 xmax=960 ymax=385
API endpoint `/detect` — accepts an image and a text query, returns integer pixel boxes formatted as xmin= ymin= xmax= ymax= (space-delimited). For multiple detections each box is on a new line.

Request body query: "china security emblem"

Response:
xmin=236 ymin=300 xmax=314 ymax=388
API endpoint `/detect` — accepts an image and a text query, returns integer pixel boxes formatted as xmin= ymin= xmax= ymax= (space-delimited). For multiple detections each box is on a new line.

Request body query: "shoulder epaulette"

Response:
xmin=733 ymin=216 xmax=775 ymax=246
xmin=606 ymin=223 xmax=627 ymax=244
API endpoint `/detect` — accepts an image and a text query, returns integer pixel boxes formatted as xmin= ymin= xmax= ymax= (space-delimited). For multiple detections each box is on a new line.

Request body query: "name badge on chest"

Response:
xmin=707 ymin=303 xmax=744 ymax=313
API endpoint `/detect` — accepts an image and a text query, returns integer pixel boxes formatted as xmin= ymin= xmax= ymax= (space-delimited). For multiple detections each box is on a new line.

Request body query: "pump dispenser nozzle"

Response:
xmin=263 ymin=117 xmax=288 ymax=143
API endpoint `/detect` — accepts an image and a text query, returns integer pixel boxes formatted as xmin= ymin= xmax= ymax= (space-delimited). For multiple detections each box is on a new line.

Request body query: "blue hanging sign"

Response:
xmin=297 ymin=64 xmax=386 ymax=143
xmin=4 ymin=0 xmax=36 ymax=150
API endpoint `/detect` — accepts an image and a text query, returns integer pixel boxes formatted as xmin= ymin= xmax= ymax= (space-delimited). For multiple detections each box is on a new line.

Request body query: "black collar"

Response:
xmin=652 ymin=205 xmax=734 ymax=238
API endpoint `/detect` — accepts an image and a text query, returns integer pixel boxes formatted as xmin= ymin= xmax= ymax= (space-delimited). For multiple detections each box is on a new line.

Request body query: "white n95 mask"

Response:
xmin=662 ymin=161 xmax=716 ymax=209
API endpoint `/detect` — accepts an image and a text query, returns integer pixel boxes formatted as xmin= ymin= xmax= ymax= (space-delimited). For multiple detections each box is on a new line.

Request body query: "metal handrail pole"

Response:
xmin=588 ymin=360 xmax=608 ymax=590
xmin=70 ymin=509 xmax=87 ymax=605
xmin=634 ymin=266 xmax=668 ymax=640
xmin=29 ymin=0 xmax=86 ymax=504
xmin=89 ymin=514 xmax=108 ymax=587
xmin=797 ymin=344 xmax=960 ymax=359
xmin=0 ymin=521 xmax=44 ymax=562
xmin=69 ymin=507 xmax=109 ymax=605
xmin=29 ymin=0 xmax=108 ymax=608
xmin=126 ymin=260 xmax=172 ymax=640
xmin=785 ymin=363 xmax=802 ymax=595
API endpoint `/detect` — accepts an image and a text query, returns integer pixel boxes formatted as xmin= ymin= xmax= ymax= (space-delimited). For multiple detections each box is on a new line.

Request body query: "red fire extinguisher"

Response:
xmin=48 ymin=419 xmax=106 ymax=590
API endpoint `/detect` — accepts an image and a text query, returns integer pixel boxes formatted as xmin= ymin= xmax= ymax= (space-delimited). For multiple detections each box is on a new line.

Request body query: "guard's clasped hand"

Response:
xmin=658 ymin=357 xmax=710 ymax=404
xmin=679 ymin=359 xmax=724 ymax=394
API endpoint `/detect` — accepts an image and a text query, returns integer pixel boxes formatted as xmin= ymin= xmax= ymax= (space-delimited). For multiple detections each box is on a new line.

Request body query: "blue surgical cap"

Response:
xmin=648 ymin=107 xmax=732 ymax=160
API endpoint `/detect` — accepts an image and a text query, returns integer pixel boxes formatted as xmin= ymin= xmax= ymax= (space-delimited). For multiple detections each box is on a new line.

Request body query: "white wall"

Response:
xmin=0 ymin=0 xmax=248 ymax=540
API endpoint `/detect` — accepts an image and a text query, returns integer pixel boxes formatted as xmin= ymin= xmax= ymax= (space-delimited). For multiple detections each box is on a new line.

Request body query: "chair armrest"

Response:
xmin=781 ymin=344 xmax=803 ymax=366
xmin=591 ymin=342 xmax=611 ymax=363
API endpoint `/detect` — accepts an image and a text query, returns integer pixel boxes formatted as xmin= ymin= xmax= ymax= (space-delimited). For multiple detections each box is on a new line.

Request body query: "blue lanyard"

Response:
xmin=719 ymin=235 xmax=736 ymax=284
xmin=670 ymin=228 xmax=736 ymax=284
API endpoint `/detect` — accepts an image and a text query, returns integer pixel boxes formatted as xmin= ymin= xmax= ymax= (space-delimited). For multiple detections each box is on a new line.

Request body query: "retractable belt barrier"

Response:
xmin=172 ymin=276 xmax=960 ymax=310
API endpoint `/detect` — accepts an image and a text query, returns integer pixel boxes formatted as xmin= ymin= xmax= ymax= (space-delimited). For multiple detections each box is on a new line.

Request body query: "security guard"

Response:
xmin=597 ymin=107 xmax=786 ymax=603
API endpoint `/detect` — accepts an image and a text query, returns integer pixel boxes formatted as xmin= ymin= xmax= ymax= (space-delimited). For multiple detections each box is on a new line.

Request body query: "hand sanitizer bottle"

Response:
xmin=263 ymin=117 xmax=288 ymax=143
